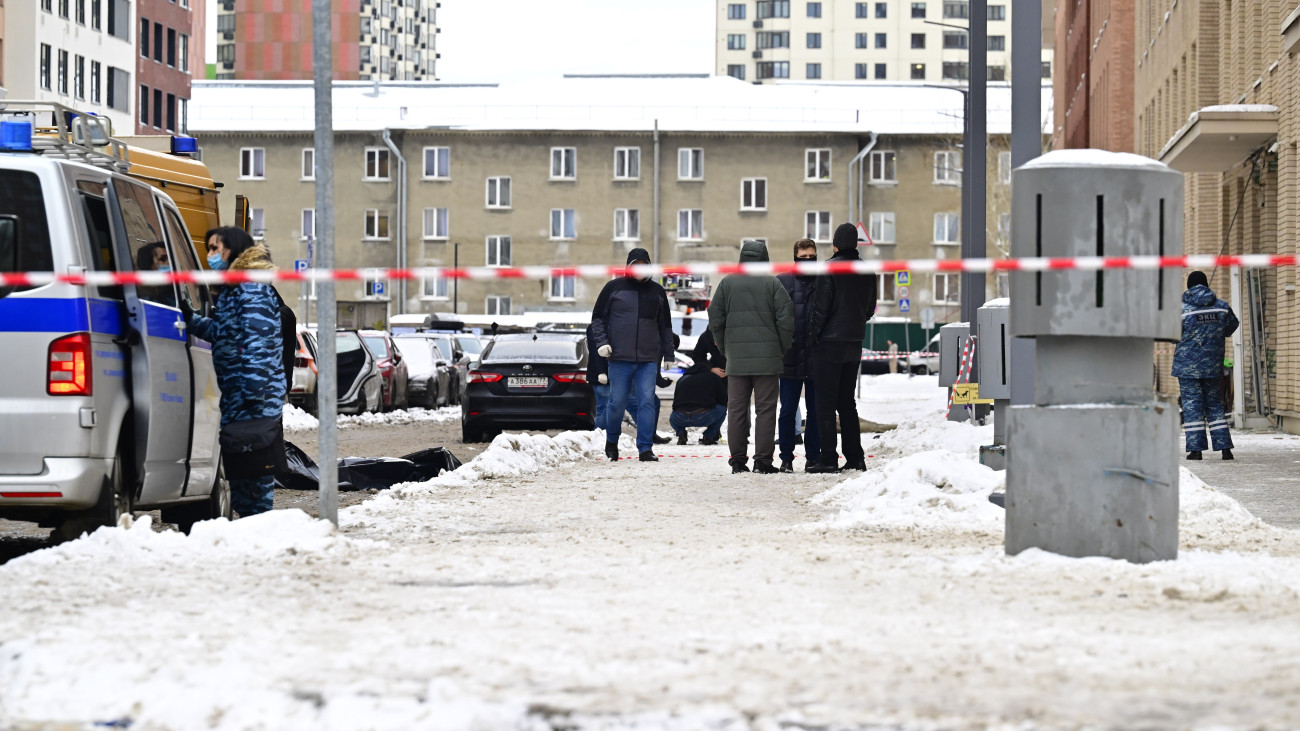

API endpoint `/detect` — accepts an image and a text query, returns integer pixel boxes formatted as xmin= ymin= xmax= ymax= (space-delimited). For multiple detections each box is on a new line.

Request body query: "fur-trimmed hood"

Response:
xmin=230 ymin=244 xmax=277 ymax=271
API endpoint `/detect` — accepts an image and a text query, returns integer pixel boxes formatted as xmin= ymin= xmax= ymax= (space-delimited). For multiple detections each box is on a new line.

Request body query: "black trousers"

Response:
xmin=811 ymin=357 xmax=862 ymax=465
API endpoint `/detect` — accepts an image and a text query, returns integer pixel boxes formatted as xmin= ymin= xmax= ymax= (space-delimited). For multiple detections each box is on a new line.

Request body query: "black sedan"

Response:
xmin=461 ymin=333 xmax=595 ymax=443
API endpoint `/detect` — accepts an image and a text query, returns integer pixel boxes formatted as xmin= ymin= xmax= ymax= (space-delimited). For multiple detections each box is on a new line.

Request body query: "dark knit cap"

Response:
xmin=1187 ymin=271 xmax=1208 ymax=289
xmin=626 ymin=247 xmax=651 ymax=265
xmin=832 ymin=222 xmax=859 ymax=250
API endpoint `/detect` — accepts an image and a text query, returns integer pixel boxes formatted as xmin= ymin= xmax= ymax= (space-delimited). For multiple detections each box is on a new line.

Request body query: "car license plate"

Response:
xmin=508 ymin=376 xmax=549 ymax=388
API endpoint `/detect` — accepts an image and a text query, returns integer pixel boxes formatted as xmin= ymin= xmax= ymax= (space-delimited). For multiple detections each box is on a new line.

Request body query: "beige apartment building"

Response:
xmin=715 ymin=0 xmax=1054 ymax=83
xmin=189 ymin=78 xmax=1032 ymax=326
xmin=1135 ymin=1 xmax=1300 ymax=431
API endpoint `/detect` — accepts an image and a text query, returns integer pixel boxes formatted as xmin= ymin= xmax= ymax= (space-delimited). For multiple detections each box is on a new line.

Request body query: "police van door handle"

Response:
xmin=173 ymin=317 xmax=187 ymax=334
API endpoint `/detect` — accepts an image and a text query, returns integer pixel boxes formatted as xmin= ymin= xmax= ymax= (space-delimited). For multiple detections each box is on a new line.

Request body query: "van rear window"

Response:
xmin=0 ymin=170 xmax=53 ymax=296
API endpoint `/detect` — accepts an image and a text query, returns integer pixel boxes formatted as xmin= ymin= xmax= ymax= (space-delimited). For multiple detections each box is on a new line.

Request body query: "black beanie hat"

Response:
xmin=832 ymin=222 xmax=859 ymax=250
xmin=626 ymin=247 xmax=651 ymax=266
xmin=1187 ymin=271 xmax=1208 ymax=289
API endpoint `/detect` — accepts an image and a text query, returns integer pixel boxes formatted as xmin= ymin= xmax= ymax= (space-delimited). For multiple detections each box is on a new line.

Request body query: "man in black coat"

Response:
xmin=807 ymin=223 xmax=878 ymax=473
xmin=669 ymin=361 xmax=727 ymax=446
xmin=775 ymin=238 xmax=821 ymax=473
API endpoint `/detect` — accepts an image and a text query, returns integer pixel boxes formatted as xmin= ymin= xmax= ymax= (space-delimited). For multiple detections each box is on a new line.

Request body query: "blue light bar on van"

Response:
xmin=171 ymin=136 xmax=199 ymax=155
xmin=0 ymin=121 xmax=34 ymax=152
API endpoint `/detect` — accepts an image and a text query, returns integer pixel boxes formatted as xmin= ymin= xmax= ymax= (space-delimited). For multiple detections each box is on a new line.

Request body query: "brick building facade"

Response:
xmin=136 ymin=0 xmax=195 ymax=133
xmin=1053 ymin=0 xmax=1137 ymax=152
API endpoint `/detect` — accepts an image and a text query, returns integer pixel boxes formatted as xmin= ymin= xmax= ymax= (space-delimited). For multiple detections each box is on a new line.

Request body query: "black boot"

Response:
xmin=700 ymin=435 xmax=720 ymax=446
xmin=639 ymin=451 xmax=659 ymax=462
xmin=605 ymin=442 xmax=619 ymax=461
xmin=1222 ymin=448 xmax=1234 ymax=460
xmin=779 ymin=459 xmax=794 ymax=473
xmin=729 ymin=457 xmax=750 ymax=474
xmin=753 ymin=460 xmax=780 ymax=475
xmin=1187 ymin=450 xmax=1202 ymax=460
xmin=806 ymin=460 xmax=840 ymax=474
xmin=676 ymin=431 xmax=688 ymax=446
xmin=842 ymin=458 xmax=868 ymax=472
xmin=652 ymin=433 xmax=671 ymax=445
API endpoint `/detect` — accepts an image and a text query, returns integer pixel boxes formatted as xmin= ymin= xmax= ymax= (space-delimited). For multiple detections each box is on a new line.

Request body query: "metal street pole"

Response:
xmin=313 ymin=0 xmax=338 ymax=526
xmin=1008 ymin=0 xmax=1043 ymax=407
xmin=961 ymin=0 xmax=988 ymax=326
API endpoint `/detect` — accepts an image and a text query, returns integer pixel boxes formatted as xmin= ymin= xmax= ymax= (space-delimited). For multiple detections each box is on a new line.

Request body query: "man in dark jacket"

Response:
xmin=669 ymin=361 xmax=727 ymax=446
xmin=590 ymin=248 xmax=674 ymax=462
xmin=807 ymin=223 xmax=878 ymax=473
xmin=708 ymin=240 xmax=795 ymax=474
xmin=1173 ymin=271 xmax=1240 ymax=460
xmin=775 ymin=238 xmax=821 ymax=473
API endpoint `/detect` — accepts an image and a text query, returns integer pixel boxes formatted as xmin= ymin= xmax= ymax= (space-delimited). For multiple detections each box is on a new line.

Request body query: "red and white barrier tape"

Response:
xmin=1 ymin=254 xmax=1295 ymax=288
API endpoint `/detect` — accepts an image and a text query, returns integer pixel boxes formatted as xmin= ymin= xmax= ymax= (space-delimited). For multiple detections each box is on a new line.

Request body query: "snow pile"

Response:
xmin=855 ymin=372 xmax=948 ymax=426
xmin=283 ymin=403 xmax=317 ymax=430
xmin=282 ymin=405 xmax=460 ymax=432
xmin=1178 ymin=468 xmax=1300 ymax=553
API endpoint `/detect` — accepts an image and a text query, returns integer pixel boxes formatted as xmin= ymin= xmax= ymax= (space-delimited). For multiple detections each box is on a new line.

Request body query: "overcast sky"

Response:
xmin=435 ymin=0 xmax=716 ymax=83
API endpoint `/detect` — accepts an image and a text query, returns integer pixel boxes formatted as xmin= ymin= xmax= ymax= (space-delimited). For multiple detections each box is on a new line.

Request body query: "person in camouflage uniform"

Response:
xmin=1173 ymin=271 xmax=1240 ymax=460
xmin=188 ymin=227 xmax=286 ymax=515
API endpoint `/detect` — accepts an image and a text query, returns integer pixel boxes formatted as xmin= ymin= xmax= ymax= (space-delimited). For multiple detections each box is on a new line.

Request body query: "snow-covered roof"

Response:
xmin=1020 ymin=149 xmax=1171 ymax=171
xmin=189 ymin=76 xmax=1053 ymax=136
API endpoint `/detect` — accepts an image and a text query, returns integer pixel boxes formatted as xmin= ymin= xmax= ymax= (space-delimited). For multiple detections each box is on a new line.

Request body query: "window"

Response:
xmin=806 ymin=62 xmax=822 ymax=79
xmin=301 ymin=209 xmax=315 ymax=240
xmin=757 ymin=0 xmax=789 ymax=19
xmin=911 ymin=63 xmax=926 ymax=80
xmin=614 ymin=209 xmax=640 ymax=241
xmin=998 ymin=151 xmax=1012 ymax=184
xmin=614 ymin=147 xmax=640 ymax=180
xmin=167 ymin=28 xmax=177 ymax=66
xmin=59 ymin=0 xmax=70 ymax=19
xmin=1041 ymin=60 xmax=1052 ymax=79
xmin=74 ymin=56 xmax=86 ymax=100
xmin=998 ymin=212 xmax=1011 ymax=243
xmin=364 ymin=148 xmax=391 ymax=180
xmin=805 ymin=149 xmax=831 ymax=182
xmin=486 ymin=176 xmax=511 ymax=208
xmin=757 ymin=31 xmax=789 ymax=49
xmin=423 ymin=207 xmax=449 ymax=240
xmin=933 ymin=273 xmax=960 ymax=303
xmin=154 ymin=23 xmax=163 ymax=62
xmin=550 ymin=147 xmax=576 ymax=179
xmin=934 ymin=151 xmax=961 ymax=184
xmin=485 ymin=295 xmax=511 ymax=315
xmin=107 ymin=0 xmax=128 ymax=39
xmin=805 ymin=211 xmax=831 ymax=243
xmin=423 ymin=146 xmax=450 ymax=178
xmin=363 ymin=270 xmax=388 ymax=299
xmin=486 ymin=235 xmax=511 ymax=267
xmin=911 ymin=33 xmax=926 ymax=49
xmin=33 ymin=45 xmax=47 ymax=93
xmin=217 ymin=44 xmax=235 ymax=64
xmin=806 ymin=2 xmax=821 ymax=17
xmin=855 ymin=63 xmax=868 ymax=80
xmin=875 ymin=33 xmax=887 ymax=48
xmin=178 ymin=34 xmax=189 ymax=72
xmin=987 ymin=66 xmax=1006 ymax=81
xmin=756 ymin=61 xmax=789 ymax=79
xmin=153 ymin=88 xmax=162 ymax=128
xmin=869 ymin=212 xmax=895 ymax=244
xmin=549 ymin=274 xmax=576 ymax=301
xmin=301 ymin=148 xmax=315 ymax=180
xmin=855 ymin=33 xmax=869 ymax=49
xmin=875 ymin=2 xmax=887 ymax=17
xmin=77 ymin=0 xmax=87 ymax=24
xmin=741 ymin=178 xmax=767 ymax=211
xmin=57 ymin=51 xmax=69 ymax=95
xmin=943 ymin=1 xmax=969 ymax=19
xmin=90 ymin=62 xmax=101 ymax=104
xmin=42 ymin=0 xmax=53 ymax=12
xmin=987 ymin=4 xmax=1005 ymax=20
xmin=912 ymin=2 xmax=927 ymax=18
xmin=364 ymin=209 xmax=391 ymax=240
xmin=876 ymin=274 xmax=896 ymax=302
xmin=107 ymin=67 xmax=129 ymax=111
xmin=943 ymin=31 xmax=967 ymax=49
xmin=421 ymin=272 xmax=449 ymax=300
xmin=934 ymin=212 xmax=960 ymax=244
xmin=855 ymin=2 xmax=869 ymax=18
xmin=550 ymin=208 xmax=576 ymax=239
xmin=942 ymin=61 xmax=969 ymax=80
xmin=876 ymin=63 xmax=888 ymax=79
xmin=166 ymin=93 xmax=176 ymax=132
xmin=92 ymin=0 xmax=102 ymax=30
xmin=727 ymin=3 xmax=746 ymax=19
xmin=806 ymin=32 xmax=821 ymax=49
xmin=240 ymin=148 xmax=265 ymax=179
xmin=988 ymin=35 xmax=1005 ymax=51
xmin=249 ymin=208 xmax=266 ymax=239
xmin=139 ymin=85 xmax=149 ymax=124
xmin=870 ymin=151 xmax=896 ymax=183
xmin=678 ymin=210 xmax=703 ymax=241
xmin=996 ymin=271 xmax=1010 ymax=299
xmin=678 ymin=148 xmax=703 ymax=179
xmin=727 ymin=34 xmax=746 ymax=50
xmin=727 ymin=64 xmax=746 ymax=80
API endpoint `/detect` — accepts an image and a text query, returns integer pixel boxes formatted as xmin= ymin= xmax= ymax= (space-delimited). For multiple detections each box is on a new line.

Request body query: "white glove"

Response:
xmin=597 ymin=373 xmax=608 ymax=385
xmin=597 ymin=344 xmax=612 ymax=358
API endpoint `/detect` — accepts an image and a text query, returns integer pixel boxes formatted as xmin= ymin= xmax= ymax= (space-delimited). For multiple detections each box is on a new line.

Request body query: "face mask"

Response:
xmin=158 ymin=265 xmax=172 ymax=273
xmin=207 ymin=253 xmax=228 ymax=271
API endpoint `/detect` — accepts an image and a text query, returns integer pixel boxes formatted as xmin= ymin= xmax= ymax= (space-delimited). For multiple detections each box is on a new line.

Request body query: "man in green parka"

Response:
xmin=708 ymin=240 xmax=795 ymax=474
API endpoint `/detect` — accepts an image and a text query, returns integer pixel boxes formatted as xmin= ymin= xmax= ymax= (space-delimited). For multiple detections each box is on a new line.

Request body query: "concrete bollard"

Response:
xmin=977 ymin=299 xmax=1010 ymax=470
xmin=1005 ymin=150 xmax=1184 ymax=563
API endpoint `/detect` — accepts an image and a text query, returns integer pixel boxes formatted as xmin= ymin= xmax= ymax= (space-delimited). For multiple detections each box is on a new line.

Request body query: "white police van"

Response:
xmin=0 ymin=103 xmax=228 ymax=538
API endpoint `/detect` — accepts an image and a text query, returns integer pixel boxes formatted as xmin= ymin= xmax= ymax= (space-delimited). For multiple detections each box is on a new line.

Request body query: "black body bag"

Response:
xmin=220 ymin=416 xmax=288 ymax=479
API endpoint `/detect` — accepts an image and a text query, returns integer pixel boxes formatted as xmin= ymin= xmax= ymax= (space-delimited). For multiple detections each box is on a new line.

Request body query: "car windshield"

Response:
xmin=671 ymin=316 xmax=708 ymax=338
xmin=456 ymin=337 xmax=482 ymax=355
xmin=483 ymin=339 xmax=582 ymax=364
xmin=336 ymin=331 xmax=363 ymax=354
xmin=393 ymin=338 xmax=436 ymax=372
xmin=362 ymin=335 xmax=390 ymax=358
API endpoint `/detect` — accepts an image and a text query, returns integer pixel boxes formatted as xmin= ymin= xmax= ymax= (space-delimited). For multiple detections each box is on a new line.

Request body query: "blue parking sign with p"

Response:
xmin=895 ymin=270 xmax=910 ymax=287
xmin=294 ymin=259 xmax=309 ymax=272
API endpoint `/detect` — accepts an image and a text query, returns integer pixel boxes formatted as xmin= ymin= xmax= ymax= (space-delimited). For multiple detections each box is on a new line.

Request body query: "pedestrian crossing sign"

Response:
xmin=895 ymin=270 xmax=911 ymax=287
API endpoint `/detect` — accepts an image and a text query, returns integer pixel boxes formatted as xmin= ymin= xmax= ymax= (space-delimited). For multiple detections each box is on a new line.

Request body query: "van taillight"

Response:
xmin=48 ymin=333 xmax=93 ymax=396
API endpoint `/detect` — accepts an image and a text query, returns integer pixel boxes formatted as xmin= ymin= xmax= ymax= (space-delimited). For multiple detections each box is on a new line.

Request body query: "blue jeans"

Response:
xmin=779 ymin=377 xmax=820 ymax=463
xmin=669 ymin=404 xmax=727 ymax=441
xmin=593 ymin=382 xmax=645 ymax=431
xmin=606 ymin=360 xmax=659 ymax=453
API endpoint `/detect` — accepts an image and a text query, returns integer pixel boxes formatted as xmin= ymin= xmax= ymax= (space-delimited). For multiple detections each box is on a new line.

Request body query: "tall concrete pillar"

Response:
xmin=1005 ymin=151 xmax=1184 ymax=563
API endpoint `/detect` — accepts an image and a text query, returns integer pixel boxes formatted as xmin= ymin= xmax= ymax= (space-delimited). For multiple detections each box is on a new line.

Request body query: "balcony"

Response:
xmin=1159 ymin=105 xmax=1279 ymax=173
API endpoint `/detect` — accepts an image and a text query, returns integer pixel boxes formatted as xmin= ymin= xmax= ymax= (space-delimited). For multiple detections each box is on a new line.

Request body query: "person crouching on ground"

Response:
xmin=589 ymin=248 xmax=674 ymax=463
xmin=1173 ymin=270 xmax=1240 ymax=460
xmin=775 ymin=238 xmax=821 ymax=473
xmin=807 ymin=223 xmax=877 ymax=473
xmin=708 ymin=240 xmax=794 ymax=474
xmin=670 ymin=358 xmax=728 ymax=446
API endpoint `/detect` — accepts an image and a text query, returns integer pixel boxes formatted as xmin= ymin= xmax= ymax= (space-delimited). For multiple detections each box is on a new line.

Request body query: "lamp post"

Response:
xmin=453 ymin=242 xmax=459 ymax=315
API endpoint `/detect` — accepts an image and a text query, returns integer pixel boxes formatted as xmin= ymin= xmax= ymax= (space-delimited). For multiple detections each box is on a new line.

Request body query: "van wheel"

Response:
xmin=164 ymin=466 xmax=232 ymax=535
xmin=56 ymin=446 xmax=132 ymax=541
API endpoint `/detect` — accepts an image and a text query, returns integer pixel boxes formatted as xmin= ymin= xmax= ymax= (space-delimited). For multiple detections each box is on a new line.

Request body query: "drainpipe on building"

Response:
xmin=652 ymin=119 xmax=661 ymax=264
xmin=382 ymin=128 xmax=408 ymax=314
xmin=846 ymin=131 xmax=877 ymax=225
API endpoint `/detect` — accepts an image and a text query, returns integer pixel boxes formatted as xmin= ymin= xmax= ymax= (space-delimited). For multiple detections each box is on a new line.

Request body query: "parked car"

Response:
xmin=289 ymin=325 xmax=319 ymax=413
xmin=671 ymin=311 xmax=711 ymax=353
xmin=461 ymin=333 xmax=595 ymax=443
xmin=395 ymin=333 xmax=468 ymax=404
xmin=393 ymin=335 xmax=453 ymax=408
xmin=302 ymin=328 xmax=384 ymax=414
xmin=359 ymin=330 xmax=410 ymax=411
xmin=907 ymin=334 xmax=941 ymax=375
xmin=454 ymin=333 xmax=483 ymax=366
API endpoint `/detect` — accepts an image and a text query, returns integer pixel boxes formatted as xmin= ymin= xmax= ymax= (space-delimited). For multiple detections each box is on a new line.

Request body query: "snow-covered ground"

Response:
xmin=3 ymin=375 xmax=1299 ymax=729
xmin=283 ymin=404 xmax=461 ymax=432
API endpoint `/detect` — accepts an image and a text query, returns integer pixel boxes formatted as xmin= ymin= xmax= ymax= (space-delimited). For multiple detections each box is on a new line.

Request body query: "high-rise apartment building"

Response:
xmin=136 ymin=0 xmax=197 ymax=134
xmin=714 ymin=0 xmax=1053 ymax=84
xmin=1054 ymin=0 xmax=1136 ymax=151
xmin=3 ymin=0 xmax=137 ymax=133
xmin=214 ymin=0 xmax=439 ymax=81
